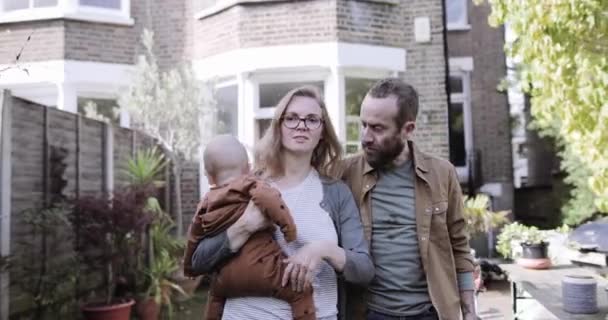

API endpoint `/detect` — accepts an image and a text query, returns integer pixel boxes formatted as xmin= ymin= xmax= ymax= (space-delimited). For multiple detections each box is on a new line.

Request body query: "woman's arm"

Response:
xmin=282 ymin=182 xmax=374 ymax=291
xmin=191 ymin=201 xmax=269 ymax=274
xmin=334 ymin=181 xmax=374 ymax=285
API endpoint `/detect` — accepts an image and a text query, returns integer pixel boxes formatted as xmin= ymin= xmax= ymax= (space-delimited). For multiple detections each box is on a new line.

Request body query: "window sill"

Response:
xmin=355 ymin=0 xmax=400 ymax=4
xmin=196 ymin=0 xmax=285 ymax=19
xmin=196 ymin=0 xmax=400 ymax=19
xmin=0 ymin=8 xmax=133 ymax=26
xmin=447 ymin=23 xmax=471 ymax=31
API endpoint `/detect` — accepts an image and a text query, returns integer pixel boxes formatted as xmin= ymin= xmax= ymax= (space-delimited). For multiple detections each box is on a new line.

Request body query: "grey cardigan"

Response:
xmin=191 ymin=176 xmax=374 ymax=320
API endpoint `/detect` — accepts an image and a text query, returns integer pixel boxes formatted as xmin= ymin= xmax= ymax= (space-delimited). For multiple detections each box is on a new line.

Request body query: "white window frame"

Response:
xmin=343 ymin=69 xmax=395 ymax=154
xmin=250 ymin=69 xmax=330 ymax=141
xmin=446 ymin=0 xmax=470 ymax=31
xmin=0 ymin=0 xmax=133 ymax=25
xmin=448 ymin=57 xmax=473 ymax=182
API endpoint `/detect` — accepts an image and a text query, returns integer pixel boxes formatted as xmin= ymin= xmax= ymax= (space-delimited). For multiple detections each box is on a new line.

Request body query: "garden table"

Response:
xmin=500 ymin=263 xmax=608 ymax=319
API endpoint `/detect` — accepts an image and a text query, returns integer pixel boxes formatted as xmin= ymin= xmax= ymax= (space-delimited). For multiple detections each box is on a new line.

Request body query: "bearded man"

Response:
xmin=340 ymin=78 xmax=477 ymax=320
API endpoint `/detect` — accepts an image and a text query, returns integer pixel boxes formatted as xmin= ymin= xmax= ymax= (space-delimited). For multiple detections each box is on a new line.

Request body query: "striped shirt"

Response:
xmin=222 ymin=170 xmax=339 ymax=320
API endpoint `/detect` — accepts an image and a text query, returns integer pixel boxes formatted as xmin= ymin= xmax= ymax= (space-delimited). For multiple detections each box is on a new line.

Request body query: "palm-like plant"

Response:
xmin=145 ymin=233 xmax=187 ymax=319
xmin=463 ymin=194 xmax=510 ymax=234
xmin=124 ymin=147 xmax=167 ymax=188
xmin=124 ymin=147 xmax=189 ymax=317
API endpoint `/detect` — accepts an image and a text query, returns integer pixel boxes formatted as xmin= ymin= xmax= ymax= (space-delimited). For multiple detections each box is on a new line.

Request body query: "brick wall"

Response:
xmin=148 ymin=0 xmax=189 ymax=69
xmin=64 ymin=20 xmax=139 ymax=65
xmin=193 ymin=0 xmax=336 ymax=59
xmin=446 ymin=0 xmax=512 ymax=183
xmin=174 ymin=162 xmax=201 ymax=234
xmin=336 ymin=0 xmax=403 ymax=47
xmin=192 ymin=6 xmax=241 ymax=59
xmin=400 ymin=0 xmax=450 ymax=159
xmin=0 ymin=20 xmax=65 ymax=64
xmin=64 ymin=0 xmax=145 ymax=65
xmin=0 ymin=0 xmax=190 ymax=67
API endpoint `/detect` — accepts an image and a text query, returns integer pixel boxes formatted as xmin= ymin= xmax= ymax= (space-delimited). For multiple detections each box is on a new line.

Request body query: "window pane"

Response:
xmin=448 ymin=75 xmax=463 ymax=94
xmin=78 ymin=98 xmax=120 ymax=125
xmin=4 ymin=0 xmax=29 ymax=11
xmin=345 ymin=78 xmax=376 ymax=116
xmin=346 ymin=121 xmax=360 ymax=142
xmin=216 ymin=85 xmax=238 ymax=136
xmin=446 ymin=0 xmax=465 ymax=25
xmin=256 ymin=119 xmax=272 ymax=141
xmin=80 ymin=0 xmax=121 ymax=9
xmin=449 ymin=102 xmax=466 ymax=166
xmin=346 ymin=144 xmax=360 ymax=155
xmin=34 ymin=0 xmax=58 ymax=7
xmin=259 ymin=81 xmax=324 ymax=108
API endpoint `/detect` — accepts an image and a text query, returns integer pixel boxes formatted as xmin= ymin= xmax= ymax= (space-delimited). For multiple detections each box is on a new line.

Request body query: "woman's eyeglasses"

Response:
xmin=281 ymin=114 xmax=324 ymax=130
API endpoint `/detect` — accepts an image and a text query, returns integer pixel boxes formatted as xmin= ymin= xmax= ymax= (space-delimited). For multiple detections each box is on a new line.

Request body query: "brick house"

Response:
xmin=0 ymin=0 xmax=517 ymax=316
xmin=0 ymin=0 xmax=512 ymax=224
xmin=445 ymin=0 xmax=513 ymax=211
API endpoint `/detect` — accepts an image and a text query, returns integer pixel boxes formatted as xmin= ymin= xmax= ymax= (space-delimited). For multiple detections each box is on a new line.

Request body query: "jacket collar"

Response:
xmin=363 ymin=140 xmax=429 ymax=177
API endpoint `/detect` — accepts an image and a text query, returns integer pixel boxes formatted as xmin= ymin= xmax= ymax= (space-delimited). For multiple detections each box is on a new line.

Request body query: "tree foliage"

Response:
xmin=120 ymin=29 xmax=218 ymax=162
xmin=477 ymin=0 xmax=608 ymax=223
xmin=119 ymin=29 xmax=219 ymax=235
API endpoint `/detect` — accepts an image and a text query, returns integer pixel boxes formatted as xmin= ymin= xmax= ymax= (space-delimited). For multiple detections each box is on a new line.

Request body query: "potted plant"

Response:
xmin=462 ymin=194 xmax=509 ymax=257
xmin=140 ymin=241 xmax=187 ymax=320
xmin=71 ymin=187 xmax=154 ymax=320
xmin=137 ymin=200 xmax=188 ymax=320
xmin=122 ymin=147 xmax=191 ymax=319
xmin=496 ymin=222 xmax=550 ymax=269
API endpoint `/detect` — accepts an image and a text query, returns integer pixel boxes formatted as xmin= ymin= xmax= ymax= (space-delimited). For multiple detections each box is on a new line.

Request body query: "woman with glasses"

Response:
xmin=191 ymin=86 xmax=374 ymax=320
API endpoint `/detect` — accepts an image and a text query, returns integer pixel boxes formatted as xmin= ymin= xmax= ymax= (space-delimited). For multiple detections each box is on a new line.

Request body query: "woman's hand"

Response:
xmin=281 ymin=241 xmax=330 ymax=292
xmin=226 ymin=201 xmax=270 ymax=251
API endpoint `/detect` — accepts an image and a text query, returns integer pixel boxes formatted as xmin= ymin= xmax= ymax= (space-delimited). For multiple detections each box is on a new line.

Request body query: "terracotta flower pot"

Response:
xmin=517 ymin=242 xmax=551 ymax=269
xmin=135 ymin=297 xmax=161 ymax=320
xmin=82 ymin=299 xmax=135 ymax=320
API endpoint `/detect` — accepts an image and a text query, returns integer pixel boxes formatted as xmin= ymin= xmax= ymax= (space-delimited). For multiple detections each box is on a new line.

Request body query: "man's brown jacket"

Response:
xmin=339 ymin=141 xmax=475 ymax=320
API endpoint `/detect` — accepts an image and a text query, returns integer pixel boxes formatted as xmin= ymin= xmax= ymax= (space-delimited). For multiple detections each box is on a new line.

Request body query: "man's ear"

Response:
xmin=405 ymin=121 xmax=416 ymax=134
xmin=400 ymin=121 xmax=416 ymax=137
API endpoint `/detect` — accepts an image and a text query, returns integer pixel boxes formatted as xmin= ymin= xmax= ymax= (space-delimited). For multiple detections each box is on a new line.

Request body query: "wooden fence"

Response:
xmin=0 ymin=90 xmax=200 ymax=319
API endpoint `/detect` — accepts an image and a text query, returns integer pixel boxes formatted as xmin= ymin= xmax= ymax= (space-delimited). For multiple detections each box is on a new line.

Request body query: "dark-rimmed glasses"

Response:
xmin=281 ymin=114 xmax=324 ymax=130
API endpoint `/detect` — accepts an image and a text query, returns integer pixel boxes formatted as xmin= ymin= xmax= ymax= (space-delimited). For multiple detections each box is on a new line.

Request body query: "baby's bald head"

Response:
xmin=204 ymin=135 xmax=250 ymax=186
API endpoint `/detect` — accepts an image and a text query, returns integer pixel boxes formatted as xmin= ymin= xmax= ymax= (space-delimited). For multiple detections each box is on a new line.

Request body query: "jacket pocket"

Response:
xmin=429 ymin=201 xmax=449 ymax=242
xmin=429 ymin=200 xmax=448 ymax=215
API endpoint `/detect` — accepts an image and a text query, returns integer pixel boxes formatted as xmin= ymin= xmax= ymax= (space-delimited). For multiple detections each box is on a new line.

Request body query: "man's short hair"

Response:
xmin=367 ymin=78 xmax=419 ymax=128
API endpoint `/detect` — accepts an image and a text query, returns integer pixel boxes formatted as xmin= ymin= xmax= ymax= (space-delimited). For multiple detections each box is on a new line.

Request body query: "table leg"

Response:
xmin=511 ymin=281 xmax=518 ymax=320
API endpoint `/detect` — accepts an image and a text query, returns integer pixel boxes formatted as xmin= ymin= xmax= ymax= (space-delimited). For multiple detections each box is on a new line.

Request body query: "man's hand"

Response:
xmin=460 ymin=290 xmax=479 ymax=320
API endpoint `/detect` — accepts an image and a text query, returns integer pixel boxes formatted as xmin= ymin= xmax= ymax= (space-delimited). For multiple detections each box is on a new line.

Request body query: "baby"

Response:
xmin=182 ymin=134 xmax=315 ymax=320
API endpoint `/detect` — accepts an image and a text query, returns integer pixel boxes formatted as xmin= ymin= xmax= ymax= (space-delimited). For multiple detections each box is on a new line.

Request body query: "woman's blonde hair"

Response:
xmin=254 ymin=85 xmax=343 ymax=178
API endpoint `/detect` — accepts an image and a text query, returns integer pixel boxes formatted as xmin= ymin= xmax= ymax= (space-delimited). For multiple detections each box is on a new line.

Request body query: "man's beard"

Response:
xmin=363 ymin=135 xmax=406 ymax=169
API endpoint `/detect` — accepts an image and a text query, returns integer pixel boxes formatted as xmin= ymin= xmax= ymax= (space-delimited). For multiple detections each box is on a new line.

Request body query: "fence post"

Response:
xmin=0 ymin=90 xmax=12 ymax=320
xmin=103 ymin=123 xmax=114 ymax=196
